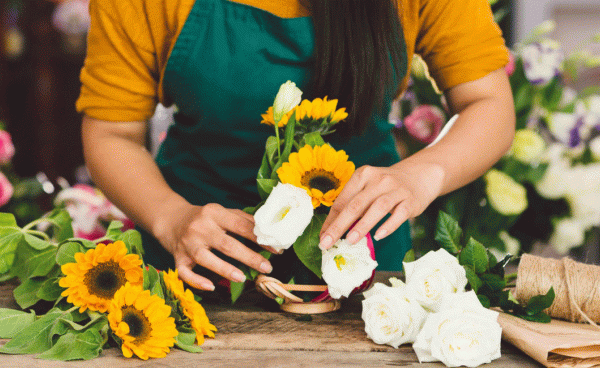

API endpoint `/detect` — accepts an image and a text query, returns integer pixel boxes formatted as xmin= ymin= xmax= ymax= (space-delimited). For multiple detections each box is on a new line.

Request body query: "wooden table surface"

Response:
xmin=0 ymin=273 xmax=543 ymax=368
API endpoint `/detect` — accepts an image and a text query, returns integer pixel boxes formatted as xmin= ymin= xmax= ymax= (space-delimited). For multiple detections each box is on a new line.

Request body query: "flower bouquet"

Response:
xmin=0 ymin=209 xmax=216 ymax=360
xmin=360 ymin=210 xmax=555 ymax=367
xmin=237 ymin=81 xmax=379 ymax=312
xmin=395 ymin=21 xmax=600 ymax=259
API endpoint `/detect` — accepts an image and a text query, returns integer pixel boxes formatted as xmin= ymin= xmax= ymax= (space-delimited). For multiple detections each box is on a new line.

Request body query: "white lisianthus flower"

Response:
xmin=549 ymin=217 xmax=586 ymax=255
xmin=484 ymin=170 xmax=528 ymax=216
xmin=590 ymin=137 xmax=600 ymax=162
xmin=499 ymin=230 xmax=521 ymax=256
xmin=253 ymin=182 xmax=313 ymax=250
xmin=520 ymin=39 xmax=563 ymax=86
xmin=507 ymin=129 xmax=545 ymax=163
xmin=413 ymin=291 xmax=502 ymax=368
xmin=403 ymin=249 xmax=467 ymax=312
xmin=322 ymin=236 xmax=378 ymax=299
xmin=567 ymin=191 xmax=600 ymax=230
xmin=273 ymin=81 xmax=302 ymax=123
xmin=361 ymin=282 xmax=427 ymax=348
xmin=583 ymin=95 xmax=600 ymax=128
xmin=535 ymin=145 xmax=571 ymax=199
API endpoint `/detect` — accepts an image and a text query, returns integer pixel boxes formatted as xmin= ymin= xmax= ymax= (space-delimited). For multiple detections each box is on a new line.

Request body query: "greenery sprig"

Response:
xmin=434 ymin=211 xmax=555 ymax=323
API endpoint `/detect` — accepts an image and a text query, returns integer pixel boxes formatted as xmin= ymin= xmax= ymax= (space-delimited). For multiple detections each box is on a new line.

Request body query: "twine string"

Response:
xmin=516 ymin=254 xmax=600 ymax=330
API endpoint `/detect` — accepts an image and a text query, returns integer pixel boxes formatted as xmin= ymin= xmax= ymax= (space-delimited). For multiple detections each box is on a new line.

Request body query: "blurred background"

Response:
xmin=0 ymin=0 xmax=598 ymax=261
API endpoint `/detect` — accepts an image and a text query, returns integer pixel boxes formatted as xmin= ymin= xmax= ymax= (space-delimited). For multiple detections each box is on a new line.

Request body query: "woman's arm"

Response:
xmin=318 ymin=68 xmax=516 ymax=248
xmin=81 ymin=116 xmax=274 ymax=290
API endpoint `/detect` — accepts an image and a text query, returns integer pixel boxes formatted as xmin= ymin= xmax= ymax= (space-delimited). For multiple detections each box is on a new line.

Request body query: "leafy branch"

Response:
xmin=434 ymin=211 xmax=555 ymax=323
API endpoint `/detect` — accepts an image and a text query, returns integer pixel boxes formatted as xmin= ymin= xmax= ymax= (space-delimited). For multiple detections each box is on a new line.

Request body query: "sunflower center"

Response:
xmin=83 ymin=260 xmax=126 ymax=300
xmin=122 ymin=306 xmax=151 ymax=343
xmin=302 ymin=169 xmax=339 ymax=193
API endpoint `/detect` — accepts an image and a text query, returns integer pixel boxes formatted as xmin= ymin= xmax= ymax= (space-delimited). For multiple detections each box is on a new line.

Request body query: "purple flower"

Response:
xmin=520 ymin=40 xmax=563 ymax=86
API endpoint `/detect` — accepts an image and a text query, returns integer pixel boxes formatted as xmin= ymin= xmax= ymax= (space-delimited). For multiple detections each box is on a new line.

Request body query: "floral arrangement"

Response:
xmin=396 ymin=21 xmax=600 ymax=258
xmin=361 ymin=211 xmax=554 ymax=367
xmin=238 ymin=81 xmax=378 ymax=304
xmin=0 ymin=210 xmax=216 ymax=360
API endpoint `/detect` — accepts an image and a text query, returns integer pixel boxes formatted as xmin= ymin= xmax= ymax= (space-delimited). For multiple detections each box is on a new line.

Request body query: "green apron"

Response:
xmin=141 ymin=0 xmax=411 ymax=272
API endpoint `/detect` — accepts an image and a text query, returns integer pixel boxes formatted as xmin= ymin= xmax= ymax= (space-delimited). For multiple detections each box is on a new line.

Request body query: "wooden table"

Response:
xmin=0 ymin=274 xmax=543 ymax=368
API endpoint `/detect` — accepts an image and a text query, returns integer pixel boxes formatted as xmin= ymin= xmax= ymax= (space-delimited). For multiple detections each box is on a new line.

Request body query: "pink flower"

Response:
xmin=403 ymin=105 xmax=445 ymax=144
xmin=505 ymin=51 xmax=516 ymax=76
xmin=0 ymin=131 xmax=15 ymax=165
xmin=0 ymin=172 xmax=14 ymax=207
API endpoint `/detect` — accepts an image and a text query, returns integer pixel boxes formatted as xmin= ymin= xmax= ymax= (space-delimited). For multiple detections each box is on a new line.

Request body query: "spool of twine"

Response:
xmin=516 ymin=254 xmax=600 ymax=327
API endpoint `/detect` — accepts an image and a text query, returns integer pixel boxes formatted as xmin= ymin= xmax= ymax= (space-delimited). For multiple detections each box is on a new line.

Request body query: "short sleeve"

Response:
xmin=414 ymin=0 xmax=509 ymax=91
xmin=76 ymin=0 xmax=159 ymax=122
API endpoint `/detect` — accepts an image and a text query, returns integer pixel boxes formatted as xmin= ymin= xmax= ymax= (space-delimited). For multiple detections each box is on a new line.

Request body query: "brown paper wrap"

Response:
xmin=499 ymin=312 xmax=600 ymax=367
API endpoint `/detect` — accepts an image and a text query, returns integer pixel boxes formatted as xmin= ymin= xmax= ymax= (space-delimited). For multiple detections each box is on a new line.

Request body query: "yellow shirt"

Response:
xmin=76 ymin=0 xmax=508 ymax=122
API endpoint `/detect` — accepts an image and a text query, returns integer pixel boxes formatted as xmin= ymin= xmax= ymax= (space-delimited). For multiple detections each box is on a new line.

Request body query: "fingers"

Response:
xmin=191 ymin=247 xmax=248 ymax=283
xmin=177 ymin=264 xmax=215 ymax=291
xmin=218 ymin=208 xmax=258 ymax=243
xmin=373 ymin=201 xmax=411 ymax=241
xmin=210 ymin=232 xmax=273 ymax=274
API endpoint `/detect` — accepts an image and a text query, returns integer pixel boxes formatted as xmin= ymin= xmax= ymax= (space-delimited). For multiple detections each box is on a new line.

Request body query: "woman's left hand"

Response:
xmin=318 ymin=161 xmax=445 ymax=249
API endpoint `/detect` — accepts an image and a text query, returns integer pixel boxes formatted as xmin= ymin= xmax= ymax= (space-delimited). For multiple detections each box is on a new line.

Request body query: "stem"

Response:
xmin=25 ymin=230 xmax=51 ymax=242
xmin=275 ymin=125 xmax=282 ymax=159
xmin=505 ymin=272 xmax=518 ymax=282
xmin=22 ymin=218 xmax=50 ymax=231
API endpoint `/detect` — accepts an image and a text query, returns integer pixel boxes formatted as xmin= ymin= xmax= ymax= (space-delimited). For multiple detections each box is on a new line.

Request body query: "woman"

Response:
xmin=77 ymin=0 xmax=515 ymax=291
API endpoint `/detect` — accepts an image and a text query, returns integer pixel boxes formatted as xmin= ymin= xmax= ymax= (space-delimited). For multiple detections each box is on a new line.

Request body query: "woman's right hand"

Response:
xmin=155 ymin=200 xmax=275 ymax=291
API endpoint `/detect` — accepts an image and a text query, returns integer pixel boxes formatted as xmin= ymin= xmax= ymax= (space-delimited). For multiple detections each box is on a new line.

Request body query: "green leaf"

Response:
xmin=256 ymin=179 xmax=278 ymax=200
xmin=525 ymin=287 xmax=555 ymax=316
xmin=36 ymin=277 xmax=64 ymax=302
xmin=0 ymin=308 xmax=36 ymax=338
xmin=42 ymin=209 xmax=74 ymax=242
xmin=458 ymin=237 xmax=489 ymax=274
xmin=257 ymin=151 xmax=272 ymax=181
xmin=464 ymin=266 xmax=482 ymax=293
xmin=242 ymin=206 xmax=258 ymax=215
xmin=490 ymin=254 xmax=512 ymax=277
xmin=36 ymin=329 xmax=104 ymax=360
xmin=514 ymin=83 xmax=533 ymax=113
xmin=402 ymin=249 xmax=415 ymax=263
xmin=50 ymin=312 xmax=106 ymax=337
xmin=0 ymin=308 xmax=63 ymax=354
xmin=23 ymin=233 xmax=52 ymax=250
xmin=265 ymin=135 xmax=280 ymax=168
xmin=0 ymin=229 xmax=21 ymax=274
xmin=175 ymin=330 xmax=203 ymax=353
xmin=0 ymin=213 xmax=17 ymax=227
xmin=11 ymin=240 xmax=58 ymax=279
xmin=434 ymin=211 xmax=462 ymax=254
xmin=293 ymin=214 xmax=326 ymax=278
xmin=302 ymin=132 xmax=326 ymax=147
xmin=143 ymin=265 xmax=163 ymax=298
xmin=56 ymin=241 xmax=84 ymax=266
xmin=230 ymin=281 xmax=245 ymax=304
xmin=477 ymin=294 xmax=491 ymax=308
xmin=117 ymin=229 xmax=144 ymax=257
xmin=479 ymin=273 xmax=506 ymax=295
xmin=104 ymin=221 xmax=124 ymax=239
xmin=13 ymin=277 xmax=45 ymax=309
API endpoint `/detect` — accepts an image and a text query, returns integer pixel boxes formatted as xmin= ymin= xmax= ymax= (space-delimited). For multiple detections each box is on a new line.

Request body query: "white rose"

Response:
xmin=413 ymin=291 xmax=502 ymax=368
xmin=273 ymin=81 xmax=302 ymax=123
xmin=403 ymin=249 xmax=467 ymax=312
xmin=484 ymin=170 xmax=528 ymax=216
xmin=535 ymin=146 xmax=571 ymax=199
xmin=253 ymin=182 xmax=313 ymax=250
xmin=507 ymin=129 xmax=545 ymax=163
xmin=590 ymin=137 xmax=600 ymax=162
xmin=567 ymin=191 xmax=600 ymax=230
xmin=362 ymin=283 xmax=427 ymax=348
xmin=322 ymin=236 xmax=378 ymax=299
xmin=547 ymin=112 xmax=578 ymax=145
xmin=549 ymin=217 xmax=586 ymax=255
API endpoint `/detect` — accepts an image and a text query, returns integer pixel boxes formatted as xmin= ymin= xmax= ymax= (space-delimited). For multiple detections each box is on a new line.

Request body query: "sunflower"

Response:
xmin=108 ymin=283 xmax=179 ymax=360
xmin=260 ymin=106 xmax=296 ymax=128
xmin=277 ymin=144 xmax=355 ymax=208
xmin=295 ymin=97 xmax=348 ymax=124
xmin=59 ymin=240 xmax=143 ymax=313
xmin=163 ymin=269 xmax=217 ymax=345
